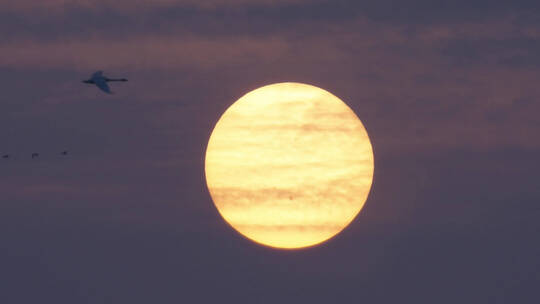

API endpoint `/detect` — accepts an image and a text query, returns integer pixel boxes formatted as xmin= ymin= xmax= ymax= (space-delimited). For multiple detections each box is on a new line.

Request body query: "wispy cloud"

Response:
xmin=0 ymin=0 xmax=319 ymax=13
xmin=0 ymin=35 xmax=289 ymax=70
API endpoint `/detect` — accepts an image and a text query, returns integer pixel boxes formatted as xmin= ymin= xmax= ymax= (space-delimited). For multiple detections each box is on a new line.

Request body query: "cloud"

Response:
xmin=0 ymin=0 xmax=320 ymax=13
xmin=2 ymin=5 xmax=540 ymax=155
xmin=0 ymin=35 xmax=289 ymax=70
xmin=0 ymin=0 xmax=354 ymax=43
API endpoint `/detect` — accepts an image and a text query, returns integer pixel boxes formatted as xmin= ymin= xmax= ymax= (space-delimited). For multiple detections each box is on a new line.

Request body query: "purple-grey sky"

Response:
xmin=1 ymin=1 xmax=539 ymax=303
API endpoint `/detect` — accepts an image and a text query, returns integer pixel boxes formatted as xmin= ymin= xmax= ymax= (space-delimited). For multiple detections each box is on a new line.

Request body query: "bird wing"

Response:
xmin=92 ymin=71 xmax=104 ymax=78
xmin=95 ymin=78 xmax=112 ymax=94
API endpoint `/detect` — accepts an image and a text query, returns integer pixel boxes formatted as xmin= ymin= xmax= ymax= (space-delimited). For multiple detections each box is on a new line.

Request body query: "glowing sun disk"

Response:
xmin=205 ymin=83 xmax=374 ymax=249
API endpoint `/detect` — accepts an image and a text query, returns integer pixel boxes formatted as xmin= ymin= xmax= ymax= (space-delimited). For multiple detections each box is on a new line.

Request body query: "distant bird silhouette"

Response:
xmin=2 ymin=154 xmax=9 ymax=159
xmin=61 ymin=151 xmax=68 ymax=156
xmin=83 ymin=71 xmax=128 ymax=94
xmin=31 ymin=153 xmax=39 ymax=159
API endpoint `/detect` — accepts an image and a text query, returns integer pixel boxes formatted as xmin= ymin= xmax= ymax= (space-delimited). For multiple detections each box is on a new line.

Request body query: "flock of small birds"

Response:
xmin=3 ymin=71 xmax=126 ymax=162
xmin=2 ymin=151 xmax=68 ymax=159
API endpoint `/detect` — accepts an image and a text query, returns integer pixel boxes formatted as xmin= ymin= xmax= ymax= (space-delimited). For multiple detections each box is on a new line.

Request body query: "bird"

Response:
xmin=31 ymin=153 xmax=39 ymax=159
xmin=61 ymin=151 xmax=68 ymax=156
xmin=83 ymin=71 xmax=128 ymax=94
xmin=2 ymin=154 xmax=9 ymax=159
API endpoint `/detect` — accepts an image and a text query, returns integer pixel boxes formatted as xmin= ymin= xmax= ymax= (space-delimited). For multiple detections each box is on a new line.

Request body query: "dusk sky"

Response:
xmin=1 ymin=1 xmax=539 ymax=303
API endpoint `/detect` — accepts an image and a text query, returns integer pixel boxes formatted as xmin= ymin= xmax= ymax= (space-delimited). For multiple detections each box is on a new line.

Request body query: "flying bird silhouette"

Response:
xmin=31 ymin=153 xmax=39 ymax=159
xmin=61 ymin=151 xmax=68 ymax=156
xmin=83 ymin=71 xmax=128 ymax=94
xmin=2 ymin=154 xmax=9 ymax=159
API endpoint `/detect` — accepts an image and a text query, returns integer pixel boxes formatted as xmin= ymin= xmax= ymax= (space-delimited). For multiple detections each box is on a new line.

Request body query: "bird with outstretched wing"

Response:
xmin=83 ymin=71 xmax=127 ymax=94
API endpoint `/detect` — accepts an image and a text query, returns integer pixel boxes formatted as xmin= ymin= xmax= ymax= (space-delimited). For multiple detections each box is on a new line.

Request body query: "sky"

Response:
xmin=1 ymin=0 xmax=539 ymax=303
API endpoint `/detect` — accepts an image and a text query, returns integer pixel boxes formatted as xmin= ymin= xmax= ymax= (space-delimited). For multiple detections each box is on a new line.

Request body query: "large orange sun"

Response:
xmin=205 ymin=83 xmax=374 ymax=249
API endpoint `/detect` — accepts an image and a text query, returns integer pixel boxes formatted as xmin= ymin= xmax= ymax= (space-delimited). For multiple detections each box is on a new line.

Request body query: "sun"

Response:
xmin=205 ymin=83 xmax=374 ymax=249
